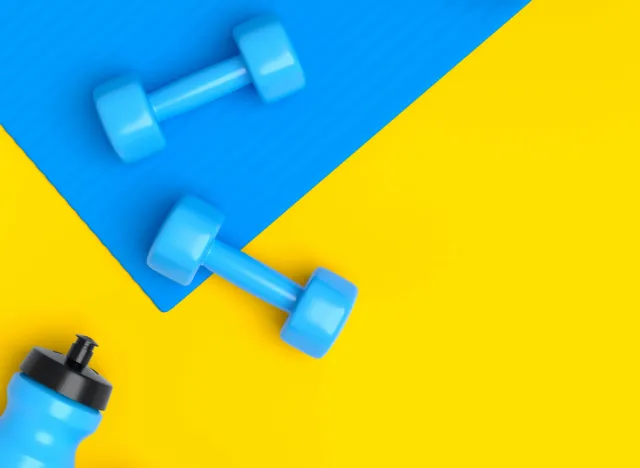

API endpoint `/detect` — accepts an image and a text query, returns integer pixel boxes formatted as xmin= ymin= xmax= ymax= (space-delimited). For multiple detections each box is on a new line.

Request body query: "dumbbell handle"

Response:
xmin=148 ymin=55 xmax=252 ymax=122
xmin=203 ymin=241 xmax=304 ymax=314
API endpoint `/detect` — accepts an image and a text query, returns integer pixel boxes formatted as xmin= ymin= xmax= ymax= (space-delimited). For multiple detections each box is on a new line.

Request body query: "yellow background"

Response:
xmin=1 ymin=1 xmax=638 ymax=466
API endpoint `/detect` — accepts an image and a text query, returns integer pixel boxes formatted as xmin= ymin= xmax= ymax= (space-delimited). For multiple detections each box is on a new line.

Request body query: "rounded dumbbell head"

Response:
xmin=93 ymin=75 xmax=166 ymax=163
xmin=147 ymin=196 xmax=224 ymax=286
xmin=282 ymin=268 xmax=358 ymax=359
xmin=233 ymin=15 xmax=306 ymax=103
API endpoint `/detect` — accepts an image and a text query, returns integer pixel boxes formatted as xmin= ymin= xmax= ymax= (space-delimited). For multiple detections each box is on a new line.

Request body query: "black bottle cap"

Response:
xmin=20 ymin=335 xmax=113 ymax=411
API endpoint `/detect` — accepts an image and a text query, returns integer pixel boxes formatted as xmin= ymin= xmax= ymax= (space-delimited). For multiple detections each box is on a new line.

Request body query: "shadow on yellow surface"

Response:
xmin=0 ymin=1 xmax=639 ymax=466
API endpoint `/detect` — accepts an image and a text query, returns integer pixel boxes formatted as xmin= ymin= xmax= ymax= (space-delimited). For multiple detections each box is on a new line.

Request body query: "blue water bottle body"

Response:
xmin=0 ymin=374 xmax=101 ymax=468
xmin=0 ymin=335 xmax=112 ymax=468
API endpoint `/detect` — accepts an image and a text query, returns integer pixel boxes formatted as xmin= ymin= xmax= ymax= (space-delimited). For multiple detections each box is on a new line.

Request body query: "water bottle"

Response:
xmin=0 ymin=335 xmax=113 ymax=467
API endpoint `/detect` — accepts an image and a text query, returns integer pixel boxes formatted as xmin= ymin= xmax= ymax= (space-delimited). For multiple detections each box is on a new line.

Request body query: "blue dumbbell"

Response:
xmin=94 ymin=15 xmax=305 ymax=163
xmin=147 ymin=196 xmax=358 ymax=359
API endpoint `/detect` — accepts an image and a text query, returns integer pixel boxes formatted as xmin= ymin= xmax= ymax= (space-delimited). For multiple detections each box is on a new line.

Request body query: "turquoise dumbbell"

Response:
xmin=94 ymin=15 xmax=305 ymax=163
xmin=147 ymin=196 xmax=358 ymax=359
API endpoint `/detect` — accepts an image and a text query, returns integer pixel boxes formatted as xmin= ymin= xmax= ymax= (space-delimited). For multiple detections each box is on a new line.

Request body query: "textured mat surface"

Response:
xmin=0 ymin=0 xmax=529 ymax=311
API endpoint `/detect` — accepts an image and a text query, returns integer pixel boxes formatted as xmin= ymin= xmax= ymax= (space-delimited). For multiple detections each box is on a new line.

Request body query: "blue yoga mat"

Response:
xmin=0 ymin=0 xmax=529 ymax=311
